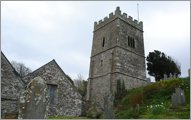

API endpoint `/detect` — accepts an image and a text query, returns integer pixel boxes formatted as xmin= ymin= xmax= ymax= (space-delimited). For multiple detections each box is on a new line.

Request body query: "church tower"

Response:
xmin=87 ymin=7 xmax=147 ymax=108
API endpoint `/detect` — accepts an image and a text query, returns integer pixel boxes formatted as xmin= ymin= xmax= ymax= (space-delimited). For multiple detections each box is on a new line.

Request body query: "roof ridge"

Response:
xmin=24 ymin=59 xmax=74 ymax=85
xmin=23 ymin=59 xmax=55 ymax=77
xmin=1 ymin=51 xmax=20 ymax=76
xmin=1 ymin=51 xmax=26 ymax=86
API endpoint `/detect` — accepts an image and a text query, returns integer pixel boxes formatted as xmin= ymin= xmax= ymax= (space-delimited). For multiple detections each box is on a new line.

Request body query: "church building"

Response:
xmin=87 ymin=7 xmax=148 ymax=109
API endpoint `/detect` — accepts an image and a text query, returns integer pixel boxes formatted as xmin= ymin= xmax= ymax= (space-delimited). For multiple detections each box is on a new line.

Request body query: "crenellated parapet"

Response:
xmin=94 ymin=6 xmax=143 ymax=31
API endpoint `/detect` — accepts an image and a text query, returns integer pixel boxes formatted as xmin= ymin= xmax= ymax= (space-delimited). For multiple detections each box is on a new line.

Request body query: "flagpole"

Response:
xmin=137 ymin=3 xmax=139 ymax=22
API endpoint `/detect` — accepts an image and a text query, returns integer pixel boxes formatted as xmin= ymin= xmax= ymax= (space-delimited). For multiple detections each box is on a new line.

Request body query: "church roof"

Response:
xmin=24 ymin=59 xmax=74 ymax=85
xmin=1 ymin=51 xmax=20 ymax=76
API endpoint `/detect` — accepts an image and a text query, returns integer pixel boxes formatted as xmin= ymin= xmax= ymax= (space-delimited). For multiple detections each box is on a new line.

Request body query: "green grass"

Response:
xmin=48 ymin=78 xmax=190 ymax=119
xmin=48 ymin=116 xmax=87 ymax=119
xmin=115 ymin=77 xmax=190 ymax=119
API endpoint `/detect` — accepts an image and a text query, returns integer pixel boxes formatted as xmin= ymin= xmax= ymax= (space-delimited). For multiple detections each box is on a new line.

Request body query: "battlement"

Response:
xmin=94 ymin=6 xmax=143 ymax=31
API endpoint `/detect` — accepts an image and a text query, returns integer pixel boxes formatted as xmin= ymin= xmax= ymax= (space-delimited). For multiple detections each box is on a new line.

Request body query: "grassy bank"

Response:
xmin=115 ymin=77 xmax=190 ymax=119
xmin=48 ymin=116 xmax=87 ymax=119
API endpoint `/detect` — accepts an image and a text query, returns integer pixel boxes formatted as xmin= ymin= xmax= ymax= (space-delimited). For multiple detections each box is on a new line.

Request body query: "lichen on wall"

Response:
xmin=23 ymin=60 xmax=82 ymax=116
xmin=18 ymin=77 xmax=49 ymax=119
xmin=1 ymin=52 xmax=24 ymax=119
xmin=87 ymin=7 xmax=148 ymax=112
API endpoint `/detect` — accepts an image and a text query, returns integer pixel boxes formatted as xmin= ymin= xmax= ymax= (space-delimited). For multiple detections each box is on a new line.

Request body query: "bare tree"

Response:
xmin=74 ymin=73 xmax=87 ymax=98
xmin=11 ymin=61 xmax=32 ymax=77
xmin=74 ymin=74 xmax=84 ymax=87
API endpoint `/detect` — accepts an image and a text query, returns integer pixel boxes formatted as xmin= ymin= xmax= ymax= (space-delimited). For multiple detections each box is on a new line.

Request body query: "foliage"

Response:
xmin=48 ymin=116 xmax=87 ymax=119
xmin=146 ymin=103 xmax=166 ymax=115
xmin=86 ymin=103 xmax=103 ymax=119
xmin=146 ymin=50 xmax=181 ymax=81
xmin=121 ymin=87 xmax=144 ymax=109
xmin=115 ymin=108 xmax=139 ymax=119
xmin=74 ymin=74 xmax=87 ymax=99
xmin=142 ymin=103 xmax=190 ymax=119
xmin=11 ymin=61 xmax=32 ymax=77
xmin=114 ymin=80 xmax=127 ymax=106
xmin=114 ymin=77 xmax=190 ymax=119
xmin=143 ymin=78 xmax=179 ymax=103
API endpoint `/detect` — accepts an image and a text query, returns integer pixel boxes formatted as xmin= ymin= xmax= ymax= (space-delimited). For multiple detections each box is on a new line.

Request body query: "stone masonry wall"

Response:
xmin=91 ymin=19 xmax=118 ymax=57
xmin=87 ymin=7 xmax=147 ymax=110
xmin=111 ymin=73 xmax=147 ymax=92
xmin=23 ymin=60 xmax=82 ymax=116
xmin=1 ymin=52 xmax=24 ymax=118
xmin=119 ymin=19 xmax=144 ymax=56
xmin=89 ymin=49 xmax=114 ymax=78
xmin=115 ymin=48 xmax=146 ymax=80
xmin=89 ymin=75 xmax=111 ymax=108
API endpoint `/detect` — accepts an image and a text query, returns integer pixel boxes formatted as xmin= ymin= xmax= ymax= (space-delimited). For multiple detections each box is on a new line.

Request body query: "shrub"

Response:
xmin=115 ymin=108 xmax=139 ymax=119
xmin=143 ymin=83 xmax=161 ymax=101
xmin=86 ymin=104 xmax=103 ymax=119
xmin=119 ymin=87 xmax=144 ymax=110
xmin=114 ymin=80 xmax=127 ymax=106
xmin=147 ymin=103 xmax=166 ymax=115
xmin=48 ymin=116 xmax=84 ymax=119
xmin=128 ymin=89 xmax=144 ymax=108
xmin=114 ymin=77 xmax=190 ymax=119
xmin=180 ymin=78 xmax=190 ymax=104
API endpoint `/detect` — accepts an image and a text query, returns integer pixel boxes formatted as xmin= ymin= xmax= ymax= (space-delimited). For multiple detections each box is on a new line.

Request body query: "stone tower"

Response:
xmin=87 ymin=7 xmax=147 ymax=108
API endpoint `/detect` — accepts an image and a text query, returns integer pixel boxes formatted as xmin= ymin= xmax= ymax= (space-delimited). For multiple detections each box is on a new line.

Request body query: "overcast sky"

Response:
xmin=1 ymin=1 xmax=190 ymax=81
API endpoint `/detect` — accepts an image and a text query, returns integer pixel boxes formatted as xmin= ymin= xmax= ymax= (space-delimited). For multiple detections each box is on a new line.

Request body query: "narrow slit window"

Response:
xmin=130 ymin=38 xmax=133 ymax=48
xmin=102 ymin=37 xmax=105 ymax=47
xmin=128 ymin=36 xmax=130 ymax=46
xmin=132 ymin=39 xmax=134 ymax=48
xmin=100 ymin=60 xmax=103 ymax=66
